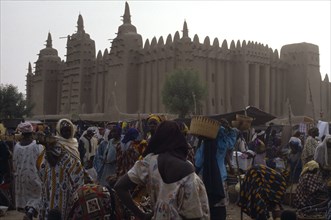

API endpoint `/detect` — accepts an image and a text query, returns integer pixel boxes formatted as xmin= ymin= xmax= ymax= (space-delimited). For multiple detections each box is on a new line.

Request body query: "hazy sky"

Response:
xmin=1 ymin=0 xmax=330 ymax=95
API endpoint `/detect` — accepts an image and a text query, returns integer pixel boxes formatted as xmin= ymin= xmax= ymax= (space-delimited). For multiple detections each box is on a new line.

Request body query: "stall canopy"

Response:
xmin=209 ymin=106 xmax=276 ymax=126
xmin=175 ymin=106 xmax=276 ymax=126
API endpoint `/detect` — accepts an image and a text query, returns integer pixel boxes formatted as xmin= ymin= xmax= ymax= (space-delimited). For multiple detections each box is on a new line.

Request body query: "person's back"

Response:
xmin=129 ymin=153 xmax=209 ymax=219
xmin=13 ymin=122 xmax=43 ymax=214
xmin=14 ymin=140 xmax=43 ymax=208
xmin=115 ymin=120 xmax=210 ymax=219
xmin=238 ymin=164 xmax=287 ymax=220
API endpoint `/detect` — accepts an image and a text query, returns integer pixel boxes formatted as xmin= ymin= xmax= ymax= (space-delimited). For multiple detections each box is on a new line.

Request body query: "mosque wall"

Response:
xmin=26 ymin=2 xmax=331 ymax=122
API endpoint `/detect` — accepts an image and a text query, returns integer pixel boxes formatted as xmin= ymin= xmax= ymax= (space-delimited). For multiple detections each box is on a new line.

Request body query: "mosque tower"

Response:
xmin=280 ymin=43 xmax=322 ymax=120
xmin=26 ymin=62 xmax=33 ymax=106
xmin=321 ymin=75 xmax=331 ymax=120
xmin=60 ymin=14 xmax=96 ymax=114
xmin=105 ymin=2 xmax=143 ymax=113
xmin=31 ymin=32 xmax=62 ymax=115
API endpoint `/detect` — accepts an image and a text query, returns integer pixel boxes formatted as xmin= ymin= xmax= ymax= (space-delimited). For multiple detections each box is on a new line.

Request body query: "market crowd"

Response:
xmin=0 ymin=115 xmax=330 ymax=220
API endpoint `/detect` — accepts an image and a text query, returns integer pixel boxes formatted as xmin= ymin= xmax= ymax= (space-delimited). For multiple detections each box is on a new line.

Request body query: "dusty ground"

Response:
xmin=1 ymin=209 xmax=24 ymax=220
xmin=1 ymin=201 xmax=294 ymax=219
xmin=1 ymin=203 xmax=252 ymax=220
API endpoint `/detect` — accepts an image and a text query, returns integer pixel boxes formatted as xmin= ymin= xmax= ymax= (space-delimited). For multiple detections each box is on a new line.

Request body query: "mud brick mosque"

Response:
xmin=26 ymin=2 xmax=331 ymax=121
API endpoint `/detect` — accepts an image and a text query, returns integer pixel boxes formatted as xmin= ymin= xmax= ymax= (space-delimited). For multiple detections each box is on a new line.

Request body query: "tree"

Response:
xmin=162 ymin=69 xmax=206 ymax=118
xmin=0 ymin=84 xmax=33 ymax=119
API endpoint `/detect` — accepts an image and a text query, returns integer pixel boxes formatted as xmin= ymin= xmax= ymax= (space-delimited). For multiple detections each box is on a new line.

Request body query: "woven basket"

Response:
xmin=189 ymin=116 xmax=220 ymax=139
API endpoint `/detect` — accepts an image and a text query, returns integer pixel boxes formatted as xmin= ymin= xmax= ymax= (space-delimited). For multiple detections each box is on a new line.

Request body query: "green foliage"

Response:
xmin=0 ymin=84 xmax=33 ymax=119
xmin=162 ymin=69 xmax=206 ymax=118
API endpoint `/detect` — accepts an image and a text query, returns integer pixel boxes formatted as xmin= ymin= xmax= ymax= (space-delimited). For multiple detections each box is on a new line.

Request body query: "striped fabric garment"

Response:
xmin=37 ymin=148 xmax=85 ymax=220
xmin=238 ymin=164 xmax=287 ymax=219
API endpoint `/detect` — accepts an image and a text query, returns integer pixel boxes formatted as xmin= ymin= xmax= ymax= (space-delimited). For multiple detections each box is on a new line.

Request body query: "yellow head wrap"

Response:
xmin=301 ymin=160 xmax=319 ymax=176
xmin=122 ymin=121 xmax=128 ymax=129
xmin=147 ymin=114 xmax=162 ymax=123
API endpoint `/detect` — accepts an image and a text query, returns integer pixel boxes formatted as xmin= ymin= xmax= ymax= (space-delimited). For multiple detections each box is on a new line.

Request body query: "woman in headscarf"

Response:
xmin=37 ymin=118 xmax=87 ymax=220
xmin=296 ymin=179 xmax=331 ymax=220
xmin=146 ymin=114 xmax=163 ymax=142
xmin=13 ymin=122 xmax=43 ymax=219
xmin=294 ymin=160 xmax=328 ymax=209
xmin=116 ymin=128 xmax=140 ymax=177
xmin=114 ymin=120 xmax=210 ymax=219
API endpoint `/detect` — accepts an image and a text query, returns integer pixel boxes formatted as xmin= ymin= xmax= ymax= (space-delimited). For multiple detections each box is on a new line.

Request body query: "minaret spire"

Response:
xmin=46 ymin=32 xmax=52 ymax=48
xmin=28 ymin=62 xmax=32 ymax=74
xmin=77 ymin=14 xmax=85 ymax=33
xmin=182 ymin=20 xmax=188 ymax=38
xmin=123 ymin=2 xmax=131 ymax=24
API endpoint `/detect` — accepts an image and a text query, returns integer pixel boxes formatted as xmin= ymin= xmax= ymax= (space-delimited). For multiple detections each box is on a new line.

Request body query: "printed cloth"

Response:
xmin=116 ymin=140 xmax=139 ymax=177
xmin=294 ymin=169 xmax=327 ymax=208
xmin=301 ymin=136 xmax=318 ymax=165
xmin=68 ymin=184 xmax=112 ymax=220
xmin=238 ymin=164 xmax=287 ymax=219
xmin=37 ymin=147 xmax=85 ymax=220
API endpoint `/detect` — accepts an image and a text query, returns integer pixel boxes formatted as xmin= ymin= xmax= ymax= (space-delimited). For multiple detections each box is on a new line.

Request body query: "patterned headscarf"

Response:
xmin=17 ymin=122 xmax=33 ymax=133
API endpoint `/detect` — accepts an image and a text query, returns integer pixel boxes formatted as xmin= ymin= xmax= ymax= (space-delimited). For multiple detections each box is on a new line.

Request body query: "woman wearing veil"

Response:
xmin=37 ymin=118 xmax=87 ymax=220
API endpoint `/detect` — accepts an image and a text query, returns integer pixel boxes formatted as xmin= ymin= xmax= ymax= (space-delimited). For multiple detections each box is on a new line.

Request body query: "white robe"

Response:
xmin=13 ymin=140 xmax=43 ymax=210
